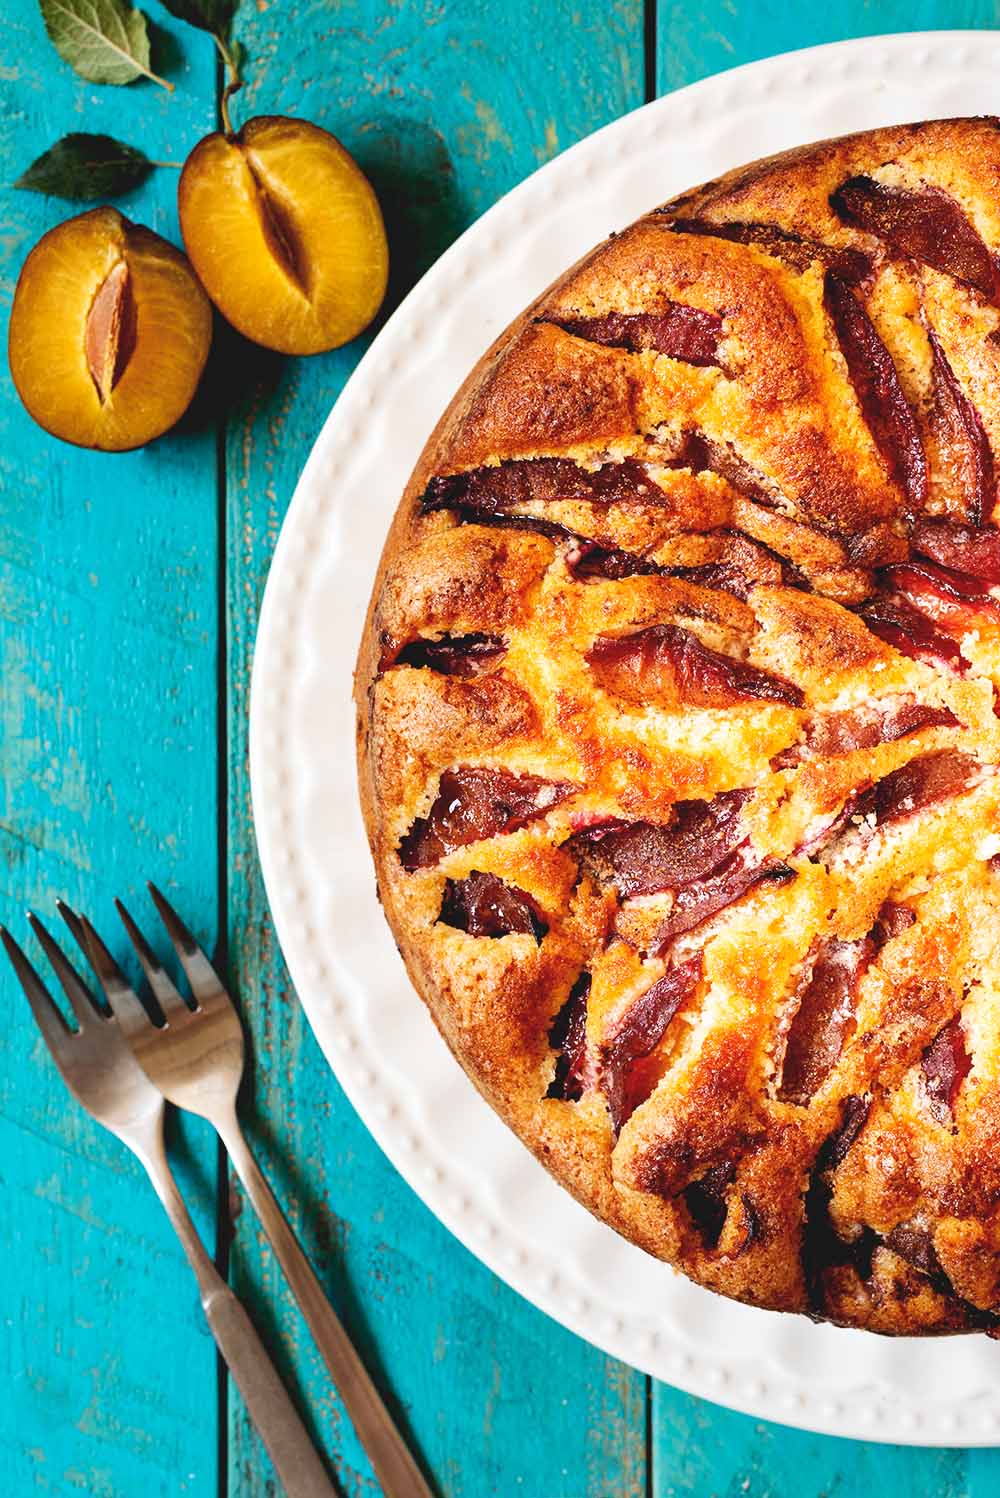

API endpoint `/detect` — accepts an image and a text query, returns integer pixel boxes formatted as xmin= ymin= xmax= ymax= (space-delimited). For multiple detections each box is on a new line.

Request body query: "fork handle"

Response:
xmin=144 ymin=1156 xmax=338 ymax=1498
xmin=220 ymin=1114 xmax=435 ymax=1498
xmin=200 ymin=1278 xmax=338 ymax=1498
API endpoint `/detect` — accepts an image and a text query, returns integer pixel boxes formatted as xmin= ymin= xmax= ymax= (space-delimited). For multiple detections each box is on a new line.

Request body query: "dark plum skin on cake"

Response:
xmin=357 ymin=120 xmax=1000 ymax=1334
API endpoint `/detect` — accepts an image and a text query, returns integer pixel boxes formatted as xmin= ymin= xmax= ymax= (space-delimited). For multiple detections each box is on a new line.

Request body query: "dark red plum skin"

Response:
xmin=927 ymin=328 xmax=995 ymax=526
xmin=653 ymin=856 xmax=795 ymax=946
xmin=589 ymin=622 xmax=803 ymax=709
xmin=386 ymin=632 xmax=506 ymax=676
xmin=668 ymin=216 xmax=872 ymax=284
xmin=569 ymin=789 xmax=751 ymax=899
xmin=831 ymin=175 xmax=1000 ymax=301
xmin=546 ymin=974 xmax=591 ymax=1101
xmin=825 ymin=271 xmax=927 ymax=513
xmin=912 ymin=519 xmax=1000 ymax=581
xmin=849 ymin=749 xmax=983 ymax=831
xmin=772 ymin=699 xmax=957 ymax=767
xmin=439 ymin=871 xmax=547 ymax=941
xmin=923 ymin=1016 xmax=972 ymax=1121
xmin=858 ymin=595 xmax=968 ymax=674
xmin=421 ymin=456 xmax=662 ymax=516
xmin=399 ymin=767 xmax=574 ymax=870
xmin=779 ymin=938 xmax=870 ymax=1105
xmin=601 ymin=954 xmax=703 ymax=1132
xmin=554 ymin=305 xmax=723 ymax=366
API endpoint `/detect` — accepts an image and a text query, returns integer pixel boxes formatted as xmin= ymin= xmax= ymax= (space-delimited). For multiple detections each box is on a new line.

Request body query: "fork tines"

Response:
xmin=1 ymin=922 xmax=75 ymax=1058
xmin=3 ymin=884 xmax=222 ymax=1048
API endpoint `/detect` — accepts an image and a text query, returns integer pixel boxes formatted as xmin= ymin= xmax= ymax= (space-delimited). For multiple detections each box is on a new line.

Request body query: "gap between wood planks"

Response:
xmin=213 ymin=41 xmax=232 ymax=1498
xmin=214 ymin=422 xmax=231 ymax=1497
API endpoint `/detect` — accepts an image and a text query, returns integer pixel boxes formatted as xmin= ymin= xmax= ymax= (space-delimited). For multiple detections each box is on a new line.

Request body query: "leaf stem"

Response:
xmin=149 ymin=159 xmax=183 ymax=168
xmin=144 ymin=65 xmax=174 ymax=91
xmin=212 ymin=31 xmax=243 ymax=138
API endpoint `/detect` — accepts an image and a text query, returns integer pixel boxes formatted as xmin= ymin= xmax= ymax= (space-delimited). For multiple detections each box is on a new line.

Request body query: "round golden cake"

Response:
xmin=356 ymin=118 xmax=1000 ymax=1334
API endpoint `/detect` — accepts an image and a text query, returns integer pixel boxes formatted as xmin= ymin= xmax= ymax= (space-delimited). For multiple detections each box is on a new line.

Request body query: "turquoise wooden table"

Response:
xmin=5 ymin=2 xmax=1000 ymax=1494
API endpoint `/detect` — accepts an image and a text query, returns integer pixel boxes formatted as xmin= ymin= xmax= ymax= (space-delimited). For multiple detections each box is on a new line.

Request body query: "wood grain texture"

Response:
xmin=656 ymin=0 xmax=998 ymax=92
xmin=651 ymin=1387 xmax=1000 ymax=1497
xmin=0 ymin=5 xmax=221 ymax=1493
xmin=223 ymin=3 xmax=646 ymax=1495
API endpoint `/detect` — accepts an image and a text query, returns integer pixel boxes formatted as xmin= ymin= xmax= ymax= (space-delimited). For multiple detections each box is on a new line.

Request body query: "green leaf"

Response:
xmin=38 ymin=0 xmax=172 ymax=89
xmin=15 ymin=133 xmax=155 ymax=200
xmin=156 ymin=0 xmax=238 ymax=36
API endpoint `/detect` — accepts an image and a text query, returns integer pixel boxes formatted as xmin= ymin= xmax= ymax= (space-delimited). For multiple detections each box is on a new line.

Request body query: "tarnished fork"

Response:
xmin=1 ymin=907 xmax=336 ymax=1498
xmin=79 ymin=884 xmax=433 ymax=1498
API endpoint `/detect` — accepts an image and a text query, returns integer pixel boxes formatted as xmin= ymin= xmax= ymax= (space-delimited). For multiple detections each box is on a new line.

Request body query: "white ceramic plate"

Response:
xmin=250 ymin=32 xmax=1000 ymax=1445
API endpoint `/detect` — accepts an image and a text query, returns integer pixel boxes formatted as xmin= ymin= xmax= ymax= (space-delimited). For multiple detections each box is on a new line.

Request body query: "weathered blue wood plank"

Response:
xmin=652 ymin=1390 xmax=1000 ymax=1498
xmin=223 ymin=2 xmax=647 ymax=1494
xmin=0 ymin=3 xmax=221 ymax=1491
xmin=652 ymin=5 xmax=1000 ymax=1494
xmin=656 ymin=0 xmax=999 ymax=94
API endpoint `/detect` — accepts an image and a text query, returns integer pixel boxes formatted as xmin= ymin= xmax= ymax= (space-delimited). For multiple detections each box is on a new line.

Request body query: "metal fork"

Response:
xmin=1 ymin=908 xmax=336 ymax=1498
xmin=78 ymin=885 xmax=434 ymax=1498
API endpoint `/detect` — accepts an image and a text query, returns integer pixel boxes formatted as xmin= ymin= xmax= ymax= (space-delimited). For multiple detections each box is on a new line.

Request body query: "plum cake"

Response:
xmin=356 ymin=119 xmax=1000 ymax=1334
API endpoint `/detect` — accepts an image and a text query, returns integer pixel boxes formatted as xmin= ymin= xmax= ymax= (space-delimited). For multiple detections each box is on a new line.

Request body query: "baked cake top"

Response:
xmin=357 ymin=118 xmax=1000 ymax=1335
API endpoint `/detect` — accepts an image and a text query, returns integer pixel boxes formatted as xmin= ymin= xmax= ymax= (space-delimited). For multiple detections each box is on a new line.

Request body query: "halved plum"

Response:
xmin=399 ymin=767 xmax=575 ymax=870
xmin=9 ymin=207 xmax=211 ymax=450
xmin=565 ymin=538 xmax=663 ymax=582
xmin=879 ymin=558 xmax=1000 ymax=627
xmin=588 ymin=622 xmax=804 ymax=710
xmin=568 ymin=527 xmax=801 ymax=595
xmin=850 ymin=749 xmax=984 ymax=832
xmin=653 ymin=853 xmax=795 ymax=946
xmin=689 ymin=437 xmax=787 ymax=512
xmin=794 ymin=790 xmax=870 ymax=860
xmin=178 ymin=115 xmax=388 ymax=354
xmin=666 ymin=528 xmax=805 ymax=599
xmin=804 ymin=751 xmax=984 ymax=863
xmin=572 ymin=791 xmax=795 ymax=946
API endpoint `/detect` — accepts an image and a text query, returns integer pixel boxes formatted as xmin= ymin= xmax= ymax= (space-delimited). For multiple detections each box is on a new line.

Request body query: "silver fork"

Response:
xmin=1 ymin=908 xmax=336 ymax=1498
xmin=78 ymin=885 xmax=434 ymax=1498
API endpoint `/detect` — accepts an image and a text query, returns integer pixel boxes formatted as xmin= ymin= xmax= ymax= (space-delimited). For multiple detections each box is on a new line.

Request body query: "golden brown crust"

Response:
xmin=356 ymin=119 xmax=1000 ymax=1334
